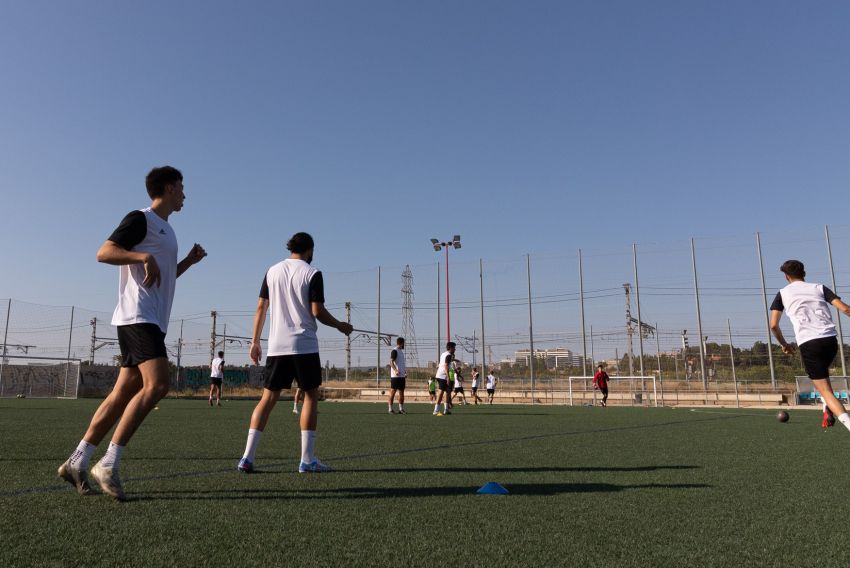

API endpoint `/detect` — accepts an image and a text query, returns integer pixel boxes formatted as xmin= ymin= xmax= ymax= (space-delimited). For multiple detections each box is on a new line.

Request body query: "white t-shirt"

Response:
xmin=771 ymin=281 xmax=839 ymax=346
xmin=390 ymin=347 xmax=406 ymax=377
xmin=211 ymin=357 xmax=224 ymax=378
xmin=109 ymin=208 xmax=178 ymax=334
xmin=486 ymin=374 xmax=496 ymax=389
xmin=471 ymin=373 xmax=479 ymax=389
xmin=260 ymin=258 xmax=325 ymax=356
xmin=435 ymin=351 xmax=453 ymax=380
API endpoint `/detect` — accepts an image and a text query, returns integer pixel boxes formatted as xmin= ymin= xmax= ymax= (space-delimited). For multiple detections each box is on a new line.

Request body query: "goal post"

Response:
xmin=0 ymin=355 xmax=82 ymax=399
xmin=565 ymin=375 xmax=658 ymax=407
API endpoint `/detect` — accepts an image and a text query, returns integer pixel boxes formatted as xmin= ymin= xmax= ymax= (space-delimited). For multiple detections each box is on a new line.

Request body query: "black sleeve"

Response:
xmin=259 ymin=273 xmax=269 ymax=300
xmin=769 ymin=292 xmax=784 ymax=312
xmin=107 ymin=211 xmax=146 ymax=250
xmin=446 ymin=354 xmax=453 ymax=365
xmin=823 ymin=286 xmax=840 ymax=303
xmin=390 ymin=349 xmax=397 ymax=361
xmin=309 ymin=272 xmax=325 ymax=303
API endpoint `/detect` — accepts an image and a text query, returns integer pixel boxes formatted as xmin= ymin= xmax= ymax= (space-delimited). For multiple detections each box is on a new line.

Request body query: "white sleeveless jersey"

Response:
xmin=390 ymin=347 xmax=406 ymax=377
xmin=111 ymin=208 xmax=178 ymax=333
xmin=265 ymin=259 xmax=320 ymax=356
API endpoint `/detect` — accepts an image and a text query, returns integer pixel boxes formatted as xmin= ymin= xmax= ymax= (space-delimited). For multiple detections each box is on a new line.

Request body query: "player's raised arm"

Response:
xmin=177 ymin=243 xmax=207 ymax=277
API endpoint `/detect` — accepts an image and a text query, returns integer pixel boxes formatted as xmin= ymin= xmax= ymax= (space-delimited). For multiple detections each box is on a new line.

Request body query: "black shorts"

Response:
xmin=799 ymin=336 xmax=839 ymax=379
xmin=390 ymin=376 xmax=406 ymax=390
xmin=472 ymin=386 xmax=478 ymax=393
xmin=211 ymin=377 xmax=223 ymax=387
xmin=600 ymin=387 xmax=609 ymax=396
xmin=487 ymin=388 xmax=495 ymax=395
xmin=117 ymin=323 xmax=167 ymax=367
xmin=454 ymin=386 xmax=464 ymax=394
xmin=264 ymin=353 xmax=322 ymax=391
xmin=436 ymin=378 xmax=450 ymax=392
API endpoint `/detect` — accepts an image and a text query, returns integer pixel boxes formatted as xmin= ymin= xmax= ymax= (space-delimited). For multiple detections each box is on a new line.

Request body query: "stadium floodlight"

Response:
xmin=430 ymin=235 xmax=463 ymax=340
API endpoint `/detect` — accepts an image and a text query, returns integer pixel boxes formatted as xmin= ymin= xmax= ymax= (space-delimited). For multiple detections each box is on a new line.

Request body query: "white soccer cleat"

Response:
xmin=299 ymin=458 xmax=334 ymax=473
xmin=57 ymin=460 xmax=92 ymax=495
xmin=90 ymin=461 xmax=126 ymax=501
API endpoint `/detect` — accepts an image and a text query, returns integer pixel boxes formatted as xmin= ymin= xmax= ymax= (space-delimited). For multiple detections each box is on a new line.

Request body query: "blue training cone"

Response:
xmin=477 ymin=482 xmax=509 ymax=495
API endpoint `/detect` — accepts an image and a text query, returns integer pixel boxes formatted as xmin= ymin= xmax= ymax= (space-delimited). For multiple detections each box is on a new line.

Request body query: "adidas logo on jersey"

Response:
xmin=159 ymin=229 xmax=166 ymax=234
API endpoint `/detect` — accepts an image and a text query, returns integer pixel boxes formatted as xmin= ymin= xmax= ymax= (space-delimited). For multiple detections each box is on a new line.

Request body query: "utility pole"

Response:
xmin=345 ymin=302 xmax=351 ymax=381
xmin=624 ymin=283 xmax=634 ymax=375
xmin=176 ymin=319 xmax=184 ymax=390
xmin=89 ymin=317 xmax=97 ymax=364
xmin=210 ymin=310 xmax=217 ymax=365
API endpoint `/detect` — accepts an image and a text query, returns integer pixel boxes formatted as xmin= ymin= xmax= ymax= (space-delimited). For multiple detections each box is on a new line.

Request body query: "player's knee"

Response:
xmin=147 ymin=382 xmax=170 ymax=400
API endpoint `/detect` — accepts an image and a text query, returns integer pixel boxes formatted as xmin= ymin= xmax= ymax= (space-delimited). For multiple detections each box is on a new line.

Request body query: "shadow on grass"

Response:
xmin=130 ymin=481 xmax=711 ymax=502
xmin=344 ymin=465 xmax=700 ymax=474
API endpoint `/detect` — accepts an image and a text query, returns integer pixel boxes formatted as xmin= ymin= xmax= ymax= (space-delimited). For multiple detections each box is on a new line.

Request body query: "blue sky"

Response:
xmin=1 ymin=1 xmax=849 ymax=364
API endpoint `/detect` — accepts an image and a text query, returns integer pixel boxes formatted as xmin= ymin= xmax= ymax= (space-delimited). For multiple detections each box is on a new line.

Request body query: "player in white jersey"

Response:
xmin=470 ymin=367 xmax=483 ymax=404
xmin=770 ymin=260 xmax=850 ymax=432
xmin=238 ymin=233 xmax=353 ymax=473
xmin=209 ymin=351 xmax=225 ymax=407
xmin=486 ymin=371 xmax=498 ymax=405
xmin=452 ymin=362 xmax=468 ymax=405
xmin=433 ymin=342 xmax=456 ymax=415
xmin=388 ymin=337 xmax=407 ymax=414
xmin=58 ymin=166 xmax=207 ymax=500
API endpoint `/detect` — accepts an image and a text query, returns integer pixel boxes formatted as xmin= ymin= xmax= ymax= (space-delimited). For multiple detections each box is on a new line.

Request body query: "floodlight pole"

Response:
xmin=445 ymin=246 xmax=451 ymax=340
xmin=691 ymin=238 xmax=707 ymax=390
xmin=527 ymin=254 xmax=535 ymax=405
xmin=579 ymin=249 xmax=588 ymax=376
xmin=377 ymin=265 xmax=381 ymax=386
xmin=826 ymin=225 xmax=847 ymax=376
xmin=436 ymin=263 xmax=441 ymax=362
xmin=479 ymin=258 xmax=486 ymax=374
xmin=756 ymin=232 xmax=777 ymax=390
xmin=0 ymin=299 xmax=11 ymax=395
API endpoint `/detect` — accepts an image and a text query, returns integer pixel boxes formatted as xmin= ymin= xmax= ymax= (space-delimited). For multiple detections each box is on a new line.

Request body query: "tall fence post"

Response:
xmin=633 ymin=243 xmax=646 ymax=385
xmin=176 ymin=319 xmax=184 ymax=391
xmin=825 ymin=225 xmax=847 ymax=376
xmin=377 ymin=266 xmax=381 ymax=386
xmin=479 ymin=259 xmax=486 ymax=374
xmin=728 ymin=319 xmax=740 ymax=408
xmin=756 ymin=232 xmax=777 ymax=389
xmin=655 ymin=322 xmax=663 ymax=406
xmin=691 ymin=238 xmax=708 ymax=391
xmin=437 ymin=262 xmax=441 ymax=364
xmin=527 ymin=254 xmax=535 ymax=405
xmin=0 ymin=299 xmax=12 ymax=396
xmin=579 ymin=249 xmax=588 ymax=376
xmin=64 ymin=306 xmax=75 ymax=395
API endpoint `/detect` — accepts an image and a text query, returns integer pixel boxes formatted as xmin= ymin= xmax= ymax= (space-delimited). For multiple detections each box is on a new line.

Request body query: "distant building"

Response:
xmin=513 ymin=348 xmax=585 ymax=369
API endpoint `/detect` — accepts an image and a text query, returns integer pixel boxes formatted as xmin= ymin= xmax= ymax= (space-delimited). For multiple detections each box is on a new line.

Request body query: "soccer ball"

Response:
xmin=776 ymin=411 xmax=789 ymax=423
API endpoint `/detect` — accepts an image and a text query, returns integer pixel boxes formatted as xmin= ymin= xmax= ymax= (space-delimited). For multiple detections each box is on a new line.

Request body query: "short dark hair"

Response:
xmin=780 ymin=260 xmax=805 ymax=279
xmin=287 ymin=232 xmax=315 ymax=254
xmin=446 ymin=342 xmax=456 ymax=349
xmin=396 ymin=337 xmax=405 ymax=345
xmin=218 ymin=351 xmax=224 ymax=357
xmin=145 ymin=166 xmax=182 ymax=198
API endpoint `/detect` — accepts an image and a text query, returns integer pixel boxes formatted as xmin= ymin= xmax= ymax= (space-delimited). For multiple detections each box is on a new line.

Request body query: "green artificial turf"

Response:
xmin=1 ymin=399 xmax=847 ymax=567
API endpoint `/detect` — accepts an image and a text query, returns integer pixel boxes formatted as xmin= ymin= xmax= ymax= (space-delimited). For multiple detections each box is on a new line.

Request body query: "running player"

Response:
xmin=209 ymin=351 xmax=224 ymax=407
xmin=237 ymin=232 xmax=353 ymax=473
xmin=770 ymin=260 xmax=850 ymax=432
xmin=592 ymin=365 xmax=609 ymax=407
xmin=428 ymin=378 xmax=437 ymax=403
xmin=433 ymin=342 xmax=456 ymax=415
xmin=453 ymin=363 xmax=468 ymax=405
xmin=58 ymin=166 xmax=207 ymax=500
xmin=470 ymin=367 xmax=483 ymax=404
xmin=486 ymin=370 xmax=497 ymax=405
xmin=388 ymin=337 xmax=407 ymax=414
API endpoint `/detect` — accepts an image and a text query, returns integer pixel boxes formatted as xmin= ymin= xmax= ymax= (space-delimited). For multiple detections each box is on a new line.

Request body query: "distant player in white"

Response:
xmin=486 ymin=371 xmax=498 ymax=405
xmin=58 ymin=166 xmax=207 ymax=500
xmin=292 ymin=387 xmax=303 ymax=414
xmin=770 ymin=260 xmax=850 ymax=432
xmin=433 ymin=342 xmax=456 ymax=415
xmin=388 ymin=337 xmax=407 ymax=414
xmin=238 ymin=232 xmax=353 ymax=473
xmin=452 ymin=362 xmax=468 ymax=405
xmin=470 ymin=367 xmax=483 ymax=404
xmin=209 ymin=351 xmax=224 ymax=407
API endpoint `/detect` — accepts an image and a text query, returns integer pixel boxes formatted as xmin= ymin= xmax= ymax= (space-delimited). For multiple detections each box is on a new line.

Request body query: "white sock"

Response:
xmin=443 ymin=402 xmax=448 ymax=412
xmin=293 ymin=401 xmax=298 ymax=410
xmin=301 ymin=430 xmax=316 ymax=464
xmin=68 ymin=440 xmax=96 ymax=470
xmin=242 ymin=429 xmax=262 ymax=462
xmin=823 ymin=400 xmax=828 ymax=412
xmin=399 ymin=403 xmax=404 ymax=411
xmin=838 ymin=413 xmax=850 ymax=432
xmin=388 ymin=403 xmax=393 ymax=411
xmin=99 ymin=442 xmax=124 ymax=470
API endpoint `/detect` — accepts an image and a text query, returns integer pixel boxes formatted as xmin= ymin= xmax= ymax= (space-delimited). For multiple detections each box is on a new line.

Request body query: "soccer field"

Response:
xmin=1 ymin=399 xmax=847 ymax=567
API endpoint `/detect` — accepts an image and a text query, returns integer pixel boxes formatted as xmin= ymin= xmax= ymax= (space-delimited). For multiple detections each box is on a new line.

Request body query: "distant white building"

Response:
xmin=513 ymin=348 xmax=585 ymax=369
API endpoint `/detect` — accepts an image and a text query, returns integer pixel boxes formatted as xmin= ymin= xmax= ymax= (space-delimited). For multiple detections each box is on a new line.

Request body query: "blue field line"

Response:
xmin=0 ymin=413 xmax=743 ymax=499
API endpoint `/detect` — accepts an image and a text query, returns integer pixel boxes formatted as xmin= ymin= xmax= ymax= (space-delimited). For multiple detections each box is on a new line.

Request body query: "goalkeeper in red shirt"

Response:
xmin=592 ymin=365 xmax=609 ymax=407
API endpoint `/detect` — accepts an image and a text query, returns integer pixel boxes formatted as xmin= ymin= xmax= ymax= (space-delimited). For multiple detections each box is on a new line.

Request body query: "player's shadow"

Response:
xmin=130 ymin=481 xmax=711 ymax=502
xmin=345 ymin=465 xmax=700 ymax=474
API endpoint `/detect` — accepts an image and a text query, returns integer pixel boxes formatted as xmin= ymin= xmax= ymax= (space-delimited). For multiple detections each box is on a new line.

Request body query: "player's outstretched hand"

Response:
xmin=781 ymin=344 xmax=795 ymax=355
xmin=186 ymin=243 xmax=207 ymax=265
xmin=142 ymin=254 xmax=161 ymax=288
xmin=338 ymin=322 xmax=354 ymax=336
xmin=250 ymin=342 xmax=262 ymax=365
